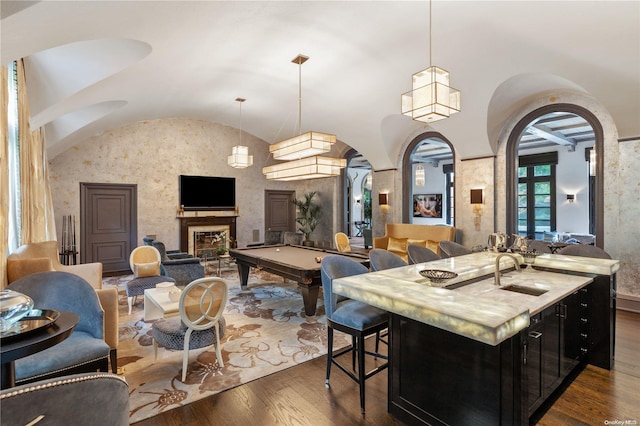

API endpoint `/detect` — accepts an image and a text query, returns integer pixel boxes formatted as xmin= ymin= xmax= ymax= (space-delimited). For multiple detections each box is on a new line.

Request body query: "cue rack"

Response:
xmin=59 ymin=214 xmax=77 ymax=265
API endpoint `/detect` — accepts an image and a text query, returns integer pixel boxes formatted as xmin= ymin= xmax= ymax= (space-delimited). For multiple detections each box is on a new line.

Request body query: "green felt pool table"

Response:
xmin=229 ymin=244 xmax=369 ymax=315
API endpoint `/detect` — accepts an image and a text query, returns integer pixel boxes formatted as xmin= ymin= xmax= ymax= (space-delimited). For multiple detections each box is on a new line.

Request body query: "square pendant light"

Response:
xmin=401 ymin=66 xmax=460 ymax=123
xmin=227 ymin=145 xmax=253 ymax=168
xmin=270 ymin=131 xmax=336 ymax=160
xmin=262 ymin=156 xmax=346 ymax=181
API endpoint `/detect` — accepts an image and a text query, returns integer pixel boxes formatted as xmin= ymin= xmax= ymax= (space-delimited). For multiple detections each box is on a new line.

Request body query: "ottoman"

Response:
xmin=126 ymin=275 xmax=176 ymax=314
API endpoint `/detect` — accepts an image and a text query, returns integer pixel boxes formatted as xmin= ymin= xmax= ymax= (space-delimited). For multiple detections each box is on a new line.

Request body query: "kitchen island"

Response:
xmin=332 ymin=252 xmax=619 ymax=425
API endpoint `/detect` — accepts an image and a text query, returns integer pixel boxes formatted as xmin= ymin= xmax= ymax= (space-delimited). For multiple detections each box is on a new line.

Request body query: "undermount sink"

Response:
xmin=499 ymin=284 xmax=548 ymax=296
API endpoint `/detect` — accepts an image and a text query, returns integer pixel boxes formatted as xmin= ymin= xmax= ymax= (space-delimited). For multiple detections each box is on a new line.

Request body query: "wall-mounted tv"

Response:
xmin=179 ymin=175 xmax=235 ymax=210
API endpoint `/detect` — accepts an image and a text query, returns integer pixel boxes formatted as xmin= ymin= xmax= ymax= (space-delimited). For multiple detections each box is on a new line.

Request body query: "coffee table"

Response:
xmin=144 ymin=288 xmax=180 ymax=321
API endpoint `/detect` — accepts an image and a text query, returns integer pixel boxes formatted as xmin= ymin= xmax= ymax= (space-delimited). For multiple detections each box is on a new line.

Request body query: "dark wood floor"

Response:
xmin=134 ymin=310 xmax=640 ymax=426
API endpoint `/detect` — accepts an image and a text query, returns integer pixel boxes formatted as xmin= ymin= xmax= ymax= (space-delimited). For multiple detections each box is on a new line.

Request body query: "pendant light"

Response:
xmin=401 ymin=1 xmax=461 ymax=122
xmin=228 ymin=98 xmax=253 ymax=168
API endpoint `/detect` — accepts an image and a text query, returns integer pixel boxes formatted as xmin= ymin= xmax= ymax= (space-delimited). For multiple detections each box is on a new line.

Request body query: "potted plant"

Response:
xmin=292 ymin=191 xmax=321 ymax=246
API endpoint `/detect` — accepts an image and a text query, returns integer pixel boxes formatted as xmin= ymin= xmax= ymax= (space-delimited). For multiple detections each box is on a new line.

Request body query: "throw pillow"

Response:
xmin=387 ymin=237 xmax=408 ymax=254
xmin=427 ymin=240 xmax=440 ymax=254
xmin=407 ymin=239 xmax=427 ymax=248
xmin=134 ymin=261 xmax=160 ymax=277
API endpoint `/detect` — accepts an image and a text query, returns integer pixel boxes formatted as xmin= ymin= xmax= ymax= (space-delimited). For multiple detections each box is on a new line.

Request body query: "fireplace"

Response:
xmin=178 ymin=216 xmax=237 ymax=256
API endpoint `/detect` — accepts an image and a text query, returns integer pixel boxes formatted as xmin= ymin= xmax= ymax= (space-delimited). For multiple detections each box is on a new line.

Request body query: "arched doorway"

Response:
xmin=505 ymin=104 xmax=604 ymax=247
xmin=340 ymin=149 xmax=372 ymax=241
xmin=402 ymin=132 xmax=455 ymax=224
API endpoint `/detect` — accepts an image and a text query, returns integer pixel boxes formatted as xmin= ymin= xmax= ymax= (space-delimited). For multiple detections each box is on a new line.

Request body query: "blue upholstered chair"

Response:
xmin=407 ymin=244 xmax=441 ymax=264
xmin=152 ymin=277 xmax=227 ymax=381
xmin=558 ymin=244 xmax=611 ymax=259
xmin=369 ymin=248 xmax=407 ymax=272
xmin=526 ymin=240 xmax=553 ymax=254
xmin=321 ymin=255 xmax=389 ymax=413
xmin=9 ymin=271 xmax=110 ymax=385
xmin=439 ymin=240 xmax=473 ymax=258
xmin=152 ymin=240 xmax=205 ymax=287
xmin=0 ymin=373 xmax=129 ymax=426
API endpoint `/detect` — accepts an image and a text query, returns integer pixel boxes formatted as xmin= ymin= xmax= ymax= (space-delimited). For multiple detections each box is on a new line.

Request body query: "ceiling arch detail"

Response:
xmin=25 ymin=38 xmax=151 ymax=129
xmin=486 ymin=73 xmax=588 ymax=153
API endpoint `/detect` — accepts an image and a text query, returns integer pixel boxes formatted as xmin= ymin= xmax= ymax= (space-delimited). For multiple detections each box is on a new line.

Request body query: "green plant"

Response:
xmin=292 ymin=191 xmax=321 ymax=242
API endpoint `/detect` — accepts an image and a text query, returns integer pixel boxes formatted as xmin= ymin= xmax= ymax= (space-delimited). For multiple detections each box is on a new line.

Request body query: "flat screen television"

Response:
xmin=179 ymin=175 xmax=235 ymax=210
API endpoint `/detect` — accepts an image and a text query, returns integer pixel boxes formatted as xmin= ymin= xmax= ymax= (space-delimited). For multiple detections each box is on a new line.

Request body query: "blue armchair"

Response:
xmin=151 ymin=240 xmax=204 ymax=287
xmin=9 ymin=271 xmax=110 ymax=385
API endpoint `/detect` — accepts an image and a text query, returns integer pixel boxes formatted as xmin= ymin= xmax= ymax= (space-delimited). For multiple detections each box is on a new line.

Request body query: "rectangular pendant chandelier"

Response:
xmin=263 ymin=156 xmax=346 ymax=181
xmin=270 ymin=131 xmax=336 ymax=160
xmin=401 ymin=66 xmax=460 ymax=123
xmin=227 ymin=145 xmax=253 ymax=168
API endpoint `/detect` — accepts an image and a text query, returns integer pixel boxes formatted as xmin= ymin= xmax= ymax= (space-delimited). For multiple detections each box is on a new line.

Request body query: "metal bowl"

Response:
xmin=419 ymin=269 xmax=458 ymax=284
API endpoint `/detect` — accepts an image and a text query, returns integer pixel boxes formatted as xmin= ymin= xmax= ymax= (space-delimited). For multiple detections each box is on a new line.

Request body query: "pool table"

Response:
xmin=229 ymin=244 xmax=369 ymax=315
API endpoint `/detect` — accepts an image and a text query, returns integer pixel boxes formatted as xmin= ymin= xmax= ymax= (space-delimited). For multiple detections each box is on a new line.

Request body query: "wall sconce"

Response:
xmin=470 ymin=189 xmax=484 ymax=231
xmin=379 ymin=193 xmax=389 ymax=206
xmin=566 ymin=194 xmax=575 ymax=203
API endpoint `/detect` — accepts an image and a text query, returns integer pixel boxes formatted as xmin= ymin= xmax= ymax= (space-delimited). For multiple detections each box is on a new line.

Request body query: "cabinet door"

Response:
xmin=542 ymin=304 xmax=561 ymax=393
xmin=526 ymin=314 xmax=544 ymax=415
xmin=560 ymin=291 xmax=581 ymax=376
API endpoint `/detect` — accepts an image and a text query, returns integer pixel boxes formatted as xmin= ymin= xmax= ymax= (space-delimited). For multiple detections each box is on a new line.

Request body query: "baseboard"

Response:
xmin=617 ymin=294 xmax=640 ymax=313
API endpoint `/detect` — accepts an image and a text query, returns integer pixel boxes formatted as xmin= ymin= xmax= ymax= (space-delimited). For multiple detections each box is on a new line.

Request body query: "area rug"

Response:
xmin=105 ymin=270 xmax=349 ymax=424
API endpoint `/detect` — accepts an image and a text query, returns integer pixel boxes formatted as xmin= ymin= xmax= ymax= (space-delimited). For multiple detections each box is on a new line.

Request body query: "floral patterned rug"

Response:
xmin=105 ymin=269 xmax=348 ymax=424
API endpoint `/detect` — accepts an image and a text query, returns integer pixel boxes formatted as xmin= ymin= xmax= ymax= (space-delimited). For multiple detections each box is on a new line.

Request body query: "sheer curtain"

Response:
xmin=16 ymin=60 xmax=57 ymax=244
xmin=1 ymin=66 xmax=8 ymax=288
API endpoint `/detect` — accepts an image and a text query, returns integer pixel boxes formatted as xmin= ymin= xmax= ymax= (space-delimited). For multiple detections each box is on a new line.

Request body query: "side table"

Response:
xmin=0 ymin=311 xmax=78 ymax=389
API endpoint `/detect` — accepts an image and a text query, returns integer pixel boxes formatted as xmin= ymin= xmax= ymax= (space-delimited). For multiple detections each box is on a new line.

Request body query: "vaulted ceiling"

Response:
xmin=2 ymin=1 xmax=638 ymax=169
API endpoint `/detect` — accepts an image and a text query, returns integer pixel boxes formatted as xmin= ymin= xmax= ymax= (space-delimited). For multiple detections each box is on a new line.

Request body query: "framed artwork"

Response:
xmin=413 ymin=194 xmax=442 ymax=218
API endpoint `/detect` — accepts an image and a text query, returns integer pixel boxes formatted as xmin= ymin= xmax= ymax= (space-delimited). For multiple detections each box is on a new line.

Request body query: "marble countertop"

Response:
xmin=332 ymin=252 xmax=618 ymax=346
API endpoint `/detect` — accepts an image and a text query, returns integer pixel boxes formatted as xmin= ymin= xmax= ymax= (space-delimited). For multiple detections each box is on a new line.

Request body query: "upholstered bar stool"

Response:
xmin=126 ymin=246 xmax=176 ymax=314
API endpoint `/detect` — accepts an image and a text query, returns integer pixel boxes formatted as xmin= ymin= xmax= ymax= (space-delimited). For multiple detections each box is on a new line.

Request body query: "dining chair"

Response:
xmin=439 ymin=241 xmax=473 ymax=258
xmin=152 ymin=277 xmax=227 ymax=381
xmin=321 ymin=255 xmax=388 ymax=413
xmin=334 ymin=232 xmax=352 ymax=253
xmin=369 ymin=249 xmax=407 ymax=272
xmin=526 ymin=240 xmax=553 ymax=254
xmin=407 ymin=244 xmax=441 ymax=264
xmin=557 ymin=244 xmax=611 ymax=259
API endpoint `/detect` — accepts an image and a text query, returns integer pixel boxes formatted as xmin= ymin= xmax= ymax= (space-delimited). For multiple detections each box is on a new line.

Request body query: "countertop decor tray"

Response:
xmin=0 ymin=309 xmax=60 ymax=343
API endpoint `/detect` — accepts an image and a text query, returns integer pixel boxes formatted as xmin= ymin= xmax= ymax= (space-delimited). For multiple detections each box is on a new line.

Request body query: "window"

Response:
xmin=7 ymin=61 xmax=21 ymax=252
xmin=517 ymin=153 xmax=557 ymax=239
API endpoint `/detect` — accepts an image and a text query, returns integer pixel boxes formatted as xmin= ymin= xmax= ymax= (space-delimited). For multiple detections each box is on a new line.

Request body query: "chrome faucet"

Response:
xmin=494 ymin=253 xmax=521 ymax=286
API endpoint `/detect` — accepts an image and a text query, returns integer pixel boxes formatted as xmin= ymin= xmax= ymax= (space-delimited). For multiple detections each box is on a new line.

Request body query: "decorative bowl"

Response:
xmin=0 ymin=289 xmax=34 ymax=332
xmin=521 ymin=250 xmax=540 ymax=264
xmin=168 ymin=289 xmax=182 ymax=302
xmin=156 ymin=282 xmax=176 ymax=292
xmin=419 ymin=269 xmax=458 ymax=284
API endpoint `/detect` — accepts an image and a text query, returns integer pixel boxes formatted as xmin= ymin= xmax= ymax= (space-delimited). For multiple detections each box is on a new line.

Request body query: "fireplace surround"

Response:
xmin=178 ymin=216 xmax=237 ymax=256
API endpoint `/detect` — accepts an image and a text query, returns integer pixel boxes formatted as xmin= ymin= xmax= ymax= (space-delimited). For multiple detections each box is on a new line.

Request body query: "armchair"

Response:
xmin=0 ymin=373 xmax=129 ymax=426
xmin=6 ymin=241 xmax=118 ymax=373
xmin=151 ymin=240 xmax=204 ymax=287
xmin=9 ymin=271 xmax=111 ymax=385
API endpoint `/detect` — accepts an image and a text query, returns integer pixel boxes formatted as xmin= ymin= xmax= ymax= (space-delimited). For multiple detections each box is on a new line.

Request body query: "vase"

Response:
xmin=0 ymin=289 xmax=34 ymax=332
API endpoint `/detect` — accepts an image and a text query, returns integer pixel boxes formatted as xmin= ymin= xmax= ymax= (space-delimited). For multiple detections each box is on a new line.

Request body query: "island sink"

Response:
xmin=500 ymin=284 xmax=548 ymax=296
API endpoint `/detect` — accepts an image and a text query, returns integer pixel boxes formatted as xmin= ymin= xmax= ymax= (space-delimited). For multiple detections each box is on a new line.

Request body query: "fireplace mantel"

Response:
xmin=178 ymin=216 xmax=237 ymax=253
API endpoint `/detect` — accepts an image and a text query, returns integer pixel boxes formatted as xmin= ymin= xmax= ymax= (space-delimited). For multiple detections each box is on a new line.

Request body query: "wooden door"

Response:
xmin=80 ymin=183 xmax=137 ymax=276
xmin=265 ymin=190 xmax=295 ymax=233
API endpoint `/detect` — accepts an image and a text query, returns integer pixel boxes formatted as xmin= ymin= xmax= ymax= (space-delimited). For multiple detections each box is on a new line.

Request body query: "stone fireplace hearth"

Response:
xmin=178 ymin=216 xmax=237 ymax=256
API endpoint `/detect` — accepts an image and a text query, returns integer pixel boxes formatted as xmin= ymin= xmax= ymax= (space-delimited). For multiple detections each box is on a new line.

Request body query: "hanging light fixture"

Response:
xmin=415 ymin=163 xmax=425 ymax=186
xmin=401 ymin=1 xmax=460 ymax=123
xmin=264 ymin=54 xmax=344 ymax=181
xmin=228 ymin=98 xmax=253 ymax=168
xmin=263 ymin=156 xmax=346 ymax=181
xmin=269 ymin=54 xmax=336 ymax=160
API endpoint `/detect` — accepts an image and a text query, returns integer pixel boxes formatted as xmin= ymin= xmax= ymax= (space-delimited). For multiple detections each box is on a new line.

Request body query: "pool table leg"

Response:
xmin=299 ymin=285 xmax=319 ymax=316
xmin=237 ymin=263 xmax=250 ymax=290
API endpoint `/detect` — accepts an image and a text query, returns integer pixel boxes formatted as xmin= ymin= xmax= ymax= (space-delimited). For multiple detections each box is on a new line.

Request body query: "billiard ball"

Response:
xmin=315 ymin=256 xmax=322 ymax=263
xmin=276 ymin=248 xmax=280 ymax=252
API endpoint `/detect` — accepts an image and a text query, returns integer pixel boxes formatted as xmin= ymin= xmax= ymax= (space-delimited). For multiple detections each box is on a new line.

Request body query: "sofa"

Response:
xmin=373 ymin=223 xmax=456 ymax=262
xmin=6 ymin=241 xmax=119 ymax=373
